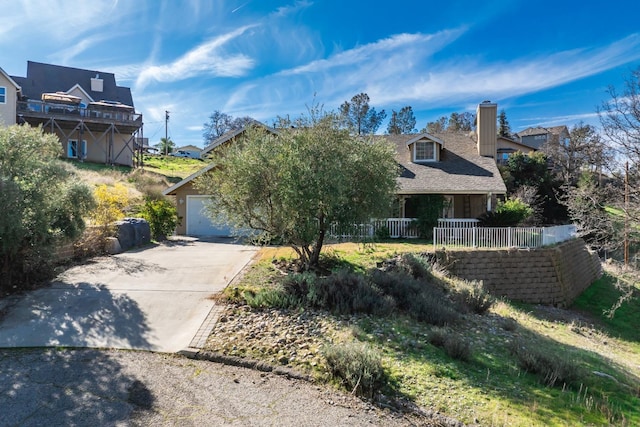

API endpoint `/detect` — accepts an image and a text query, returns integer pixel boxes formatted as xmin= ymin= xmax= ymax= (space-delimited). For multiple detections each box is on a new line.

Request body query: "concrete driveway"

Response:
xmin=0 ymin=238 xmax=258 ymax=353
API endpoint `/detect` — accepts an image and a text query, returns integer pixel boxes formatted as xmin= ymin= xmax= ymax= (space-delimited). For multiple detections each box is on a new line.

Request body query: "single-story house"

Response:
xmin=163 ymin=123 xmax=279 ymax=236
xmin=2 ymin=61 xmax=142 ymax=166
xmin=164 ymin=102 xmax=508 ymax=237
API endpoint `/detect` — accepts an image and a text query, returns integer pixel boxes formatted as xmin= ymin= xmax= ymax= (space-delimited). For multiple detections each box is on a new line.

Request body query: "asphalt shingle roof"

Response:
xmin=381 ymin=133 xmax=507 ymax=195
xmin=11 ymin=61 xmax=134 ymax=107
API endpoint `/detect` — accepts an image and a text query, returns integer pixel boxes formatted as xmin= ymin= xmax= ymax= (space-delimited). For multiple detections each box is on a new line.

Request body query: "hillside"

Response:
xmin=204 ymin=246 xmax=640 ymax=426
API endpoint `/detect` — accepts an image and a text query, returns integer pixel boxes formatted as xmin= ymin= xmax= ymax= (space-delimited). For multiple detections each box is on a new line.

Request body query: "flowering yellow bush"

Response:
xmin=89 ymin=183 xmax=131 ymax=227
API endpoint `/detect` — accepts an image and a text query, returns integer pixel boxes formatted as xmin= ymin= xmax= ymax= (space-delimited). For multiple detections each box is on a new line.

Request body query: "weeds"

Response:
xmin=322 ymin=342 xmax=386 ymax=398
xmin=510 ymin=337 xmax=583 ymax=388
xmin=454 ymin=280 xmax=495 ymax=315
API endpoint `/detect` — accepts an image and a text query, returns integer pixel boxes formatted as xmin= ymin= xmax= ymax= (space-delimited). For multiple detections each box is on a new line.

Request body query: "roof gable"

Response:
xmin=0 ymin=67 xmax=21 ymax=90
xmin=202 ymin=121 xmax=278 ymax=155
xmin=387 ymin=133 xmax=507 ymax=195
xmin=405 ymin=133 xmax=444 ymax=147
xmin=163 ymin=163 xmax=216 ymax=196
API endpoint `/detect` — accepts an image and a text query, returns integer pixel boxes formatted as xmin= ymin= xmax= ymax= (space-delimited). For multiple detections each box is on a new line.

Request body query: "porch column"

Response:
xmin=487 ymin=192 xmax=493 ymax=212
xmin=399 ymin=196 xmax=407 ymax=218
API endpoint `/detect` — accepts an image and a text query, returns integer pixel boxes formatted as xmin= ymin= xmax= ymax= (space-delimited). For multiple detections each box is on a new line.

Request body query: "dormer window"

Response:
xmin=414 ymin=140 xmax=436 ymax=162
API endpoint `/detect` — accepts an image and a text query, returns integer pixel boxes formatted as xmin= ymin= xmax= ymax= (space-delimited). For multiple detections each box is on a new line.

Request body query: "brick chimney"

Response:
xmin=476 ymin=101 xmax=497 ymax=159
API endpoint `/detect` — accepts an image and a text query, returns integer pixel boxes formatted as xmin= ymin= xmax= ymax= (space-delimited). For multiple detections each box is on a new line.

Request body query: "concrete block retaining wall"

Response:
xmin=436 ymin=238 xmax=602 ymax=306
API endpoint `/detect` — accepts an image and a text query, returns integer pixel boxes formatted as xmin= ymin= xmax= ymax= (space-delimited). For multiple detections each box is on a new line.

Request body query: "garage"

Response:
xmin=185 ymin=195 xmax=231 ymax=237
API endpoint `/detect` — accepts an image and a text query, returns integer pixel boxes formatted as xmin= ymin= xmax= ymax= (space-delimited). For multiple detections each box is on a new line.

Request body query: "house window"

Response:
xmin=67 ymin=139 xmax=87 ymax=159
xmin=0 ymin=87 xmax=6 ymax=104
xmin=414 ymin=141 xmax=436 ymax=162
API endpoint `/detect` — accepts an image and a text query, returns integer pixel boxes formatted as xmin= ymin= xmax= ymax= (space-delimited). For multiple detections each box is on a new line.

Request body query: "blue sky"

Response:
xmin=2 ymin=0 xmax=640 ymax=147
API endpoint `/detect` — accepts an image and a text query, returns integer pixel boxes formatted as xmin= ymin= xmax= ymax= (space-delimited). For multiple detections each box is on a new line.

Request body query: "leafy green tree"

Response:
xmin=500 ymin=152 xmax=567 ymax=224
xmin=448 ymin=112 xmax=475 ymax=132
xmin=156 ymin=137 xmax=175 ymax=155
xmin=195 ymin=113 xmax=398 ymax=269
xmin=421 ymin=116 xmax=448 ymax=133
xmin=387 ymin=106 xmax=417 ymax=135
xmin=498 ymin=109 xmax=511 ymax=137
xmin=0 ymin=125 xmax=94 ymax=291
xmin=339 ymin=93 xmax=386 ymax=135
xmin=421 ymin=111 xmax=475 ymax=134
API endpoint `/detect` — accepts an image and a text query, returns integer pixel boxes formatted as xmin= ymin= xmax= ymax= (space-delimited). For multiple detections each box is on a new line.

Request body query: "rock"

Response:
xmin=104 ymin=237 xmax=122 ymax=254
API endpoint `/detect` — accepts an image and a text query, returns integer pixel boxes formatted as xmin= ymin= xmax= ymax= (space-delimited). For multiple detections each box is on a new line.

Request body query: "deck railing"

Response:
xmin=17 ymin=100 xmax=142 ymax=123
xmin=433 ymin=224 xmax=577 ymax=249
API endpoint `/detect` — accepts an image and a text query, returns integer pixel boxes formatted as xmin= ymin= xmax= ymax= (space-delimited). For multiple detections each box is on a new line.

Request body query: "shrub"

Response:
xmin=309 ymin=270 xmax=390 ymax=315
xmin=443 ymin=334 xmax=472 ymax=362
xmin=368 ymin=269 xmax=422 ymax=312
xmin=137 ymin=197 xmax=179 ymax=240
xmin=0 ymin=125 xmax=94 ymax=291
xmin=322 ymin=342 xmax=386 ymax=398
xmin=454 ymin=280 xmax=495 ymax=315
xmin=374 ymin=225 xmax=390 ymax=240
xmin=243 ymin=287 xmax=300 ymax=309
xmin=368 ymin=269 xmax=459 ymax=325
xmin=398 ymin=252 xmax=432 ymax=280
xmin=509 ymin=338 xmax=583 ymax=387
xmin=410 ymin=292 xmax=460 ymax=326
xmin=409 ymin=194 xmax=445 ymax=239
xmin=478 ymin=198 xmax=534 ymax=226
xmin=89 ymin=183 xmax=130 ymax=229
xmin=427 ymin=327 xmax=447 ymax=347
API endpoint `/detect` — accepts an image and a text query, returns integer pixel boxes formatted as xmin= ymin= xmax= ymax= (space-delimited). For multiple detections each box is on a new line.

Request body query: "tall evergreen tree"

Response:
xmin=339 ymin=93 xmax=386 ymax=135
xmin=386 ymin=106 xmax=416 ymax=134
xmin=498 ymin=109 xmax=512 ymax=137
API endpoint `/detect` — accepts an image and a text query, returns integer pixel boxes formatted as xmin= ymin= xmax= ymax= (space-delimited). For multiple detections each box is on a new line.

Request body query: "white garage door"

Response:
xmin=186 ymin=195 xmax=232 ymax=237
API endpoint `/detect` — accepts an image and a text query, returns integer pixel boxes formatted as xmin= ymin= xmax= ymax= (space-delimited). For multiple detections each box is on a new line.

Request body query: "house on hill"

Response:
xmin=516 ymin=125 xmax=569 ymax=150
xmin=1 ymin=61 xmax=142 ymax=167
xmin=164 ymin=102 xmax=507 ymax=237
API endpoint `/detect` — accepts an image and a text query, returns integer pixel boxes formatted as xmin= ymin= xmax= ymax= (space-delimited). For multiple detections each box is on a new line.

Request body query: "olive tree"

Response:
xmin=195 ymin=114 xmax=398 ymax=269
xmin=0 ymin=125 xmax=94 ymax=291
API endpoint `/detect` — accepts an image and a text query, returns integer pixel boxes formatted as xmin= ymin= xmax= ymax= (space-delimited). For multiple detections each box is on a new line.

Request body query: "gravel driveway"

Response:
xmin=0 ymin=348 xmax=417 ymax=427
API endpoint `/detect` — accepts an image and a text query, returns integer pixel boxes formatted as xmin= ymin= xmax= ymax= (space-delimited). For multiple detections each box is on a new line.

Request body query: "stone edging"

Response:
xmin=178 ymin=348 xmax=313 ymax=382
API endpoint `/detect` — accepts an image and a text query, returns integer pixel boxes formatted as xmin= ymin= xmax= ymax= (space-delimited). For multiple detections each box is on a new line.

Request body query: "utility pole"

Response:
xmin=625 ymin=161 xmax=630 ymax=267
xmin=164 ymin=110 xmax=170 ymax=156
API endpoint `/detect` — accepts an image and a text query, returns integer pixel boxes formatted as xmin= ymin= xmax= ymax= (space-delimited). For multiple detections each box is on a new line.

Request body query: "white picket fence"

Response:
xmin=433 ymin=224 xmax=577 ymax=249
xmin=328 ymin=218 xmax=419 ymax=239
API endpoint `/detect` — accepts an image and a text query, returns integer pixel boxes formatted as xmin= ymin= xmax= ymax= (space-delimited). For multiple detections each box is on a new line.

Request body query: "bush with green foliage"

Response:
xmin=478 ymin=198 xmax=534 ymax=226
xmin=0 ymin=125 xmax=94 ymax=291
xmin=453 ymin=280 xmax=495 ymax=315
xmin=410 ymin=195 xmax=445 ymax=239
xmin=322 ymin=342 xmax=386 ymax=397
xmin=138 ymin=197 xmax=179 ymax=240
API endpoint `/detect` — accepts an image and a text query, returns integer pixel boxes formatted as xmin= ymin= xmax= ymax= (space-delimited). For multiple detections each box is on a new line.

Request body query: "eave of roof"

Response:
xmin=163 ymin=163 xmax=216 ymax=196
xmin=202 ymin=121 xmax=278 ymax=155
xmin=0 ymin=67 xmax=21 ymax=90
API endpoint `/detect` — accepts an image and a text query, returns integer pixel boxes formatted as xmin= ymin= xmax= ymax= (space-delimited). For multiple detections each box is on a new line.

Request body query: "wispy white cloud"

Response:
xmin=5 ymin=0 xmax=133 ymax=43
xmin=224 ymin=31 xmax=640 ymax=120
xmin=271 ymin=0 xmax=313 ymax=18
xmin=135 ymin=25 xmax=257 ymax=89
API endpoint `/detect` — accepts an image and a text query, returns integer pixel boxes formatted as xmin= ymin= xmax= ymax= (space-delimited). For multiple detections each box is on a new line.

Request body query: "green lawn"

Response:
xmin=141 ymin=154 xmax=207 ymax=182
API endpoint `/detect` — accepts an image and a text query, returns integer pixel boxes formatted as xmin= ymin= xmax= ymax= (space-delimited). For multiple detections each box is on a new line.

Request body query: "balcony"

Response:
xmin=17 ymin=100 xmax=142 ymax=133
